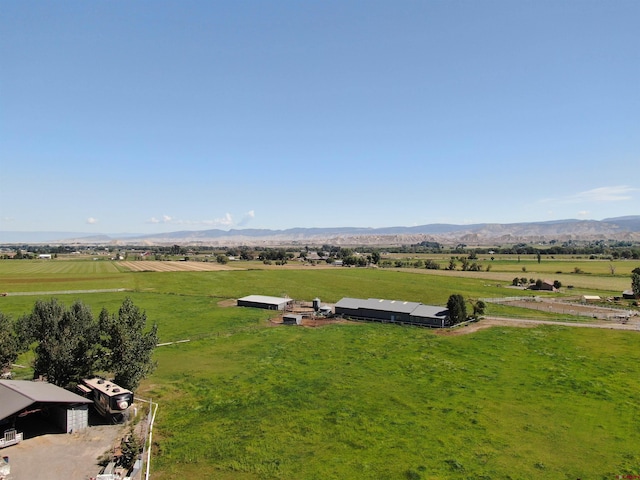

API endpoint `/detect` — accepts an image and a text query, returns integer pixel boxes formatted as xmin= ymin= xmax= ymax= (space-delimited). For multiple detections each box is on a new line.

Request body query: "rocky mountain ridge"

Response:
xmin=2 ymin=216 xmax=639 ymax=246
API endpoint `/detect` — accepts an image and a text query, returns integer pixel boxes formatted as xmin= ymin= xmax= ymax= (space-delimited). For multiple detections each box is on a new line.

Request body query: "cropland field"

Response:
xmin=0 ymin=259 xmax=132 ymax=293
xmin=386 ymin=253 xmax=640 ymax=276
xmin=1 ymin=257 xmax=640 ymax=479
xmin=119 ymin=260 xmax=238 ymax=272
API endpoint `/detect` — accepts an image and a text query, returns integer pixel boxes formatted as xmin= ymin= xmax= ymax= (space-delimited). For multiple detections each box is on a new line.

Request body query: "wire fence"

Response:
xmin=482 ymin=296 xmax=636 ymax=321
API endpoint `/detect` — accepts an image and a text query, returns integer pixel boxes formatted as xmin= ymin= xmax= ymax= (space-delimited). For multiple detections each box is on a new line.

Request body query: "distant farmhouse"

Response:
xmin=335 ymin=297 xmax=449 ymax=328
xmin=538 ymin=280 xmax=556 ymax=291
xmin=237 ymin=295 xmax=293 ymax=311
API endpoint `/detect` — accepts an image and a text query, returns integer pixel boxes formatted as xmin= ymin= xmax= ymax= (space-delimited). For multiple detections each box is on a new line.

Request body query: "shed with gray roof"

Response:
xmin=237 ymin=295 xmax=292 ymax=310
xmin=0 ymin=380 xmax=92 ymax=434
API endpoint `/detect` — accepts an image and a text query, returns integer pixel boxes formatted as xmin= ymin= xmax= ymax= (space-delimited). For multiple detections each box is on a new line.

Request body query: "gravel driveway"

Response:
xmin=2 ymin=423 xmax=127 ymax=480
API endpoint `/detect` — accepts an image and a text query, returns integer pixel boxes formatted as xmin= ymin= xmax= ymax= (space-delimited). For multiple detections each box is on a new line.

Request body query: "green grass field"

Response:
xmin=1 ymin=258 xmax=639 ymax=479
xmin=149 ymin=324 xmax=640 ymax=479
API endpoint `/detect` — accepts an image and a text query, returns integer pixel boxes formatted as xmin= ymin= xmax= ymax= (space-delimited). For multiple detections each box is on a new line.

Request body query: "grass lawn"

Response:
xmin=1 ymin=258 xmax=639 ymax=479
xmin=147 ymin=322 xmax=640 ymax=479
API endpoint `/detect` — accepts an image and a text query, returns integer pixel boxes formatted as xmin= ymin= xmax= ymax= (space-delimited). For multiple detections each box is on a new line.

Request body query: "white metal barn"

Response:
xmin=237 ymin=295 xmax=292 ymax=310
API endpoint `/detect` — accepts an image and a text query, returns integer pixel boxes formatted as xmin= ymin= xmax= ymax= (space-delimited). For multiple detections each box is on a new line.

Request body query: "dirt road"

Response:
xmin=437 ymin=316 xmax=640 ymax=336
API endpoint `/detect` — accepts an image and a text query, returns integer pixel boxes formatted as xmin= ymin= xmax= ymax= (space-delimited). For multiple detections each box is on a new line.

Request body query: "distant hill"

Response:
xmin=2 ymin=216 xmax=639 ymax=246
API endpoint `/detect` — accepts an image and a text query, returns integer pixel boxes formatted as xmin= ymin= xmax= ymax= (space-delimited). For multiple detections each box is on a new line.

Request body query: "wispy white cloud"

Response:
xmin=540 ymin=185 xmax=638 ymax=204
xmin=147 ymin=215 xmax=173 ymax=224
xmin=570 ymin=186 xmax=637 ymax=202
xmin=577 ymin=210 xmax=590 ymax=218
xmin=202 ymin=213 xmax=234 ymax=227
xmin=86 ymin=217 xmax=98 ymax=224
xmin=237 ymin=210 xmax=255 ymax=227
xmin=146 ymin=211 xmax=252 ymax=229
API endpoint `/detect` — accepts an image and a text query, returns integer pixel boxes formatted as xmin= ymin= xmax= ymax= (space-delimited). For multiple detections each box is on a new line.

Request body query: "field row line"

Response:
xmin=3 ymin=288 xmax=128 ymax=296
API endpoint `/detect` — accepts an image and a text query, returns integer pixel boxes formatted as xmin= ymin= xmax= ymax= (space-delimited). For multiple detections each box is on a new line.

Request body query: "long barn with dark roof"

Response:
xmin=335 ymin=297 xmax=449 ymax=327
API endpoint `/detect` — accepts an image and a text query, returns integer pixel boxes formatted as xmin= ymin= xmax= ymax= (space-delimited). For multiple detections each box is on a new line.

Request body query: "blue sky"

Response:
xmin=1 ymin=1 xmax=638 ymax=234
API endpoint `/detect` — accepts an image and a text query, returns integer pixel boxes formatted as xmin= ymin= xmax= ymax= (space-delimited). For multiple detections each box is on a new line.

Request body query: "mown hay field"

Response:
xmin=118 ymin=260 xmax=238 ymax=272
xmin=396 ymin=267 xmax=632 ymax=295
xmin=0 ymin=258 xmax=123 ymax=275
xmin=0 ymin=259 xmax=132 ymax=293
xmin=1 ymin=259 xmax=640 ymax=479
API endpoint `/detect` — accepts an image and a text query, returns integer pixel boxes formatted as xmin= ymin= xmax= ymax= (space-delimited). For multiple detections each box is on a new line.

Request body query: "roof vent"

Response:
xmin=97 ymin=379 xmax=105 ymax=384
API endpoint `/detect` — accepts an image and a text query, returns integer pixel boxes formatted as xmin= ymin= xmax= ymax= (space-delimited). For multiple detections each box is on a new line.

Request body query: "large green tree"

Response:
xmin=12 ymin=297 xmax=157 ymax=391
xmin=0 ymin=311 xmax=19 ymax=372
xmin=446 ymin=294 xmax=467 ymax=325
xmin=100 ymin=298 xmax=158 ymax=391
xmin=632 ymin=271 xmax=640 ymax=299
xmin=18 ymin=299 xmax=100 ymax=387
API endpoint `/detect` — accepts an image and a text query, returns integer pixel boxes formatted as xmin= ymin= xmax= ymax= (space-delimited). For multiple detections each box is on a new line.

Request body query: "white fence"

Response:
xmin=481 ymin=296 xmax=540 ymax=304
xmin=0 ymin=429 xmax=23 ymax=449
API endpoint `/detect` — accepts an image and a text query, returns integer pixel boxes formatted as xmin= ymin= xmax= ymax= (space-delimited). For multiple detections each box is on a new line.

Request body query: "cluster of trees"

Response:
xmin=470 ymin=240 xmax=640 ymax=257
xmin=0 ymin=298 xmax=157 ymax=391
xmin=511 ymin=278 xmax=562 ymax=290
xmin=446 ymin=294 xmax=486 ymax=326
xmin=446 ymin=256 xmax=489 ymax=272
xmin=258 ymin=248 xmax=295 ymax=265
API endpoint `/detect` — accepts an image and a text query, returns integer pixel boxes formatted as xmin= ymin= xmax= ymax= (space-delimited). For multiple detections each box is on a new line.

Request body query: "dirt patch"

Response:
xmin=267 ymin=315 xmax=358 ymax=328
xmin=433 ymin=318 xmax=538 ymax=336
xmin=216 ymin=299 xmax=237 ymax=307
xmin=1 ymin=423 xmax=127 ymax=480
xmin=300 ymin=317 xmax=359 ymax=327
xmin=500 ymin=298 xmax=636 ymax=320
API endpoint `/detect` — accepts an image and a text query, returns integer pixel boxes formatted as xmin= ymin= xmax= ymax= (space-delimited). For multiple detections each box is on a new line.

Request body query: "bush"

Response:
xmin=425 ymin=260 xmax=440 ymax=270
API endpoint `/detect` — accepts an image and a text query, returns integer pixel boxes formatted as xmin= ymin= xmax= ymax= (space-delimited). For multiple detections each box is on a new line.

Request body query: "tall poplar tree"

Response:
xmin=446 ymin=294 xmax=467 ymax=325
xmin=100 ymin=298 xmax=158 ymax=391
xmin=0 ymin=312 xmax=19 ymax=372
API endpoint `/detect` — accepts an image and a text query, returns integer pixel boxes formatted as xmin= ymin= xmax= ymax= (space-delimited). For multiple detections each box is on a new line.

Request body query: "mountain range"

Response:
xmin=2 ymin=216 xmax=640 ymax=246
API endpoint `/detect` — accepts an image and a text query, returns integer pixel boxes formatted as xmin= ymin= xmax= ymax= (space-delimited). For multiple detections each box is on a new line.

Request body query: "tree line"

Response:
xmin=0 ymin=297 xmax=157 ymax=391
